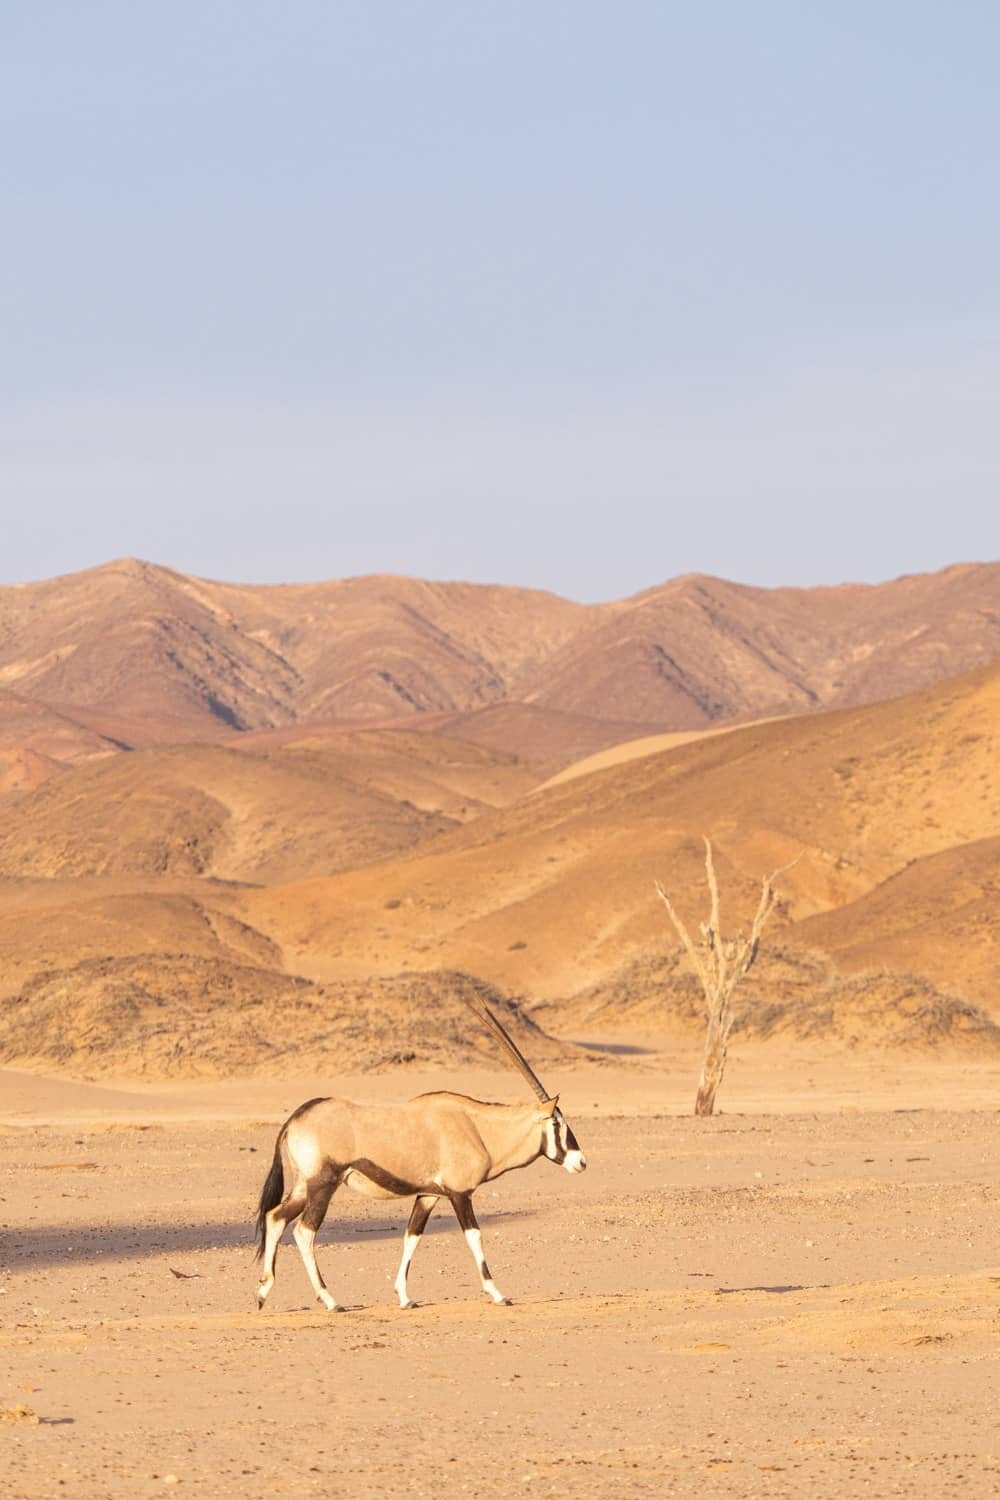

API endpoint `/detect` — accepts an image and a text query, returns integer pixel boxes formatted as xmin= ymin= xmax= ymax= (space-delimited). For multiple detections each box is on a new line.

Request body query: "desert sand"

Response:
xmin=2 ymin=561 xmax=998 ymax=1496
xmin=3 ymin=1051 xmax=999 ymax=1499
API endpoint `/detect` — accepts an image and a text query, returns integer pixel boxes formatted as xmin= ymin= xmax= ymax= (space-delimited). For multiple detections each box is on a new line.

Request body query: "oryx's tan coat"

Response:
xmin=255 ymin=1063 xmax=585 ymax=1310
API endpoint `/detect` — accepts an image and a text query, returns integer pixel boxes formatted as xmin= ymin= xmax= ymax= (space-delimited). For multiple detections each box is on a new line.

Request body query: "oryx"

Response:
xmin=254 ymin=1001 xmax=586 ymax=1311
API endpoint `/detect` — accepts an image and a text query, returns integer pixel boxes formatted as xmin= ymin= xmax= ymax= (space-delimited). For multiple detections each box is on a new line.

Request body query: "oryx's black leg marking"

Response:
xmin=293 ymin=1174 xmax=343 ymax=1312
xmin=394 ymin=1194 xmax=439 ymax=1308
xmin=450 ymin=1192 xmax=511 ymax=1306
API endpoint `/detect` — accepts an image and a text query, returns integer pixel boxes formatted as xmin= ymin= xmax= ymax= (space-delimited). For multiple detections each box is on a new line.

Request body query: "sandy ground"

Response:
xmin=2 ymin=1054 xmax=999 ymax=1498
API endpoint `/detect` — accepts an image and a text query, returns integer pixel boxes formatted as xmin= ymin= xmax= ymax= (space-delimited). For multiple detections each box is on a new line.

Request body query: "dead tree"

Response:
xmin=655 ymin=839 xmax=799 ymax=1117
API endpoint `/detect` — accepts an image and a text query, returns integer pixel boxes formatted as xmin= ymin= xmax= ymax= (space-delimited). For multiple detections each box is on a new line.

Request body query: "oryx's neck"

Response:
xmin=458 ymin=1099 xmax=542 ymax=1180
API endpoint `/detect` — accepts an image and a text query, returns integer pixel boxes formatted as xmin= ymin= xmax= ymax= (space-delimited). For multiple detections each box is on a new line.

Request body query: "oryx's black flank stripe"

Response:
xmin=348 ymin=1158 xmax=432 ymax=1197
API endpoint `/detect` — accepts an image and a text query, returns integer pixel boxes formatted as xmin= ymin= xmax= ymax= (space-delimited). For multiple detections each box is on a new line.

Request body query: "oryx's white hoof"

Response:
xmin=317 ymin=1290 xmax=341 ymax=1312
xmin=398 ymin=1298 xmax=417 ymax=1310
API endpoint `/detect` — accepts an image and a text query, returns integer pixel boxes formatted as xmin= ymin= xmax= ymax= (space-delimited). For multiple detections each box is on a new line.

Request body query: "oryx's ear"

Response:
xmin=535 ymin=1095 xmax=559 ymax=1118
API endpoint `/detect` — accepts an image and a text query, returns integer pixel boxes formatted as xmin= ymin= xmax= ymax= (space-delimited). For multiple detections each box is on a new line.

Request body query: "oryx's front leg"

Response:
xmin=451 ymin=1193 xmax=511 ymax=1306
xmin=394 ymin=1194 xmax=439 ymax=1308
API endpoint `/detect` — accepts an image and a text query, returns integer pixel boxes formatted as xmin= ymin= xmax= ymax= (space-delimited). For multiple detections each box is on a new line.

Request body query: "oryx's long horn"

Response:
xmin=468 ymin=999 xmax=550 ymax=1103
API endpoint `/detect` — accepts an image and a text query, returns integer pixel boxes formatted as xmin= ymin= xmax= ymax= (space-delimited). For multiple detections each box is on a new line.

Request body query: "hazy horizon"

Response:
xmin=4 ymin=4 xmax=998 ymax=600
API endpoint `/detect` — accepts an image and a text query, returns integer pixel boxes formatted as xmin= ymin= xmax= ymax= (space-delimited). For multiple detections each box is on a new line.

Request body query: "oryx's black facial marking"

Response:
xmin=544 ymin=1111 xmax=575 ymax=1162
xmin=542 ymin=1109 xmax=586 ymax=1174
xmin=560 ymin=1116 xmax=581 ymax=1157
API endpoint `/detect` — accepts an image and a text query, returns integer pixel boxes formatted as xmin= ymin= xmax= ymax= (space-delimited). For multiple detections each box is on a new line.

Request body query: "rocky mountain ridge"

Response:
xmin=2 ymin=559 xmax=996 ymax=768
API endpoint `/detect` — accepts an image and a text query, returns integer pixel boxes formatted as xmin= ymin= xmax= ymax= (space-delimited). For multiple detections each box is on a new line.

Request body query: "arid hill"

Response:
xmin=519 ymin=564 xmax=1000 ymax=724
xmin=344 ymin=702 xmax=674 ymax=772
xmin=0 ymin=558 xmax=583 ymax=739
xmin=534 ymin=715 xmax=788 ymax=791
xmin=794 ymin=836 xmax=999 ymax=1008
xmin=2 ymin=559 xmax=996 ymax=758
xmin=0 ymin=568 xmax=996 ymax=1078
xmin=0 ymin=877 xmax=277 ymax=1003
xmin=541 ymin=943 xmax=1000 ymax=1054
xmin=234 ymin=664 xmax=999 ymax=1006
xmin=0 ymin=961 xmax=572 ymax=1078
xmin=0 ymin=688 xmax=125 ymax=772
xmin=0 ymin=730 xmax=534 ymax=885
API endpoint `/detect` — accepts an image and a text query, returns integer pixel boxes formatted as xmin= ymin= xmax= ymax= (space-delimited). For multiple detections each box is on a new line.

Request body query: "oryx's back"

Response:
xmin=282 ymin=1092 xmax=498 ymax=1199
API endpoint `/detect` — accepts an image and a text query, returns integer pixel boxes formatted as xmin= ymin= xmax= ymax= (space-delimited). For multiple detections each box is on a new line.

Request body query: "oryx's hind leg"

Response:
xmin=292 ymin=1176 xmax=342 ymax=1312
xmin=256 ymin=1184 xmax=307 ymax=1310
xmin=394 ymin=1194 xmax=439 ymax=1309
xmin=451 ymin=1193 xmax=510 ymax=1306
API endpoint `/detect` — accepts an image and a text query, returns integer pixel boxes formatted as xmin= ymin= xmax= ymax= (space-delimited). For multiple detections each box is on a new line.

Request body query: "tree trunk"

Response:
xmin=694 ymin=1022 xmax=728 ymax=1116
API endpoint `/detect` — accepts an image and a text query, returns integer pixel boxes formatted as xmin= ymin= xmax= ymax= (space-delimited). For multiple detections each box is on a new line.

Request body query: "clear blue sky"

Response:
xmin=2 ymin=2 xmax=998 ymax=599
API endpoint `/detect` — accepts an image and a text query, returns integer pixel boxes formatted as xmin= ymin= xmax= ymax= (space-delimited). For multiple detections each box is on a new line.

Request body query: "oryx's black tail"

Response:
xmin=255 ymin=1138 xmax=285 ymax=1259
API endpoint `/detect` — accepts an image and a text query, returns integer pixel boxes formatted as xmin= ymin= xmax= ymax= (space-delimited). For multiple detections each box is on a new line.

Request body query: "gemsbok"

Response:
xmin=254 ymin=1000 xmax=586 ymax=1311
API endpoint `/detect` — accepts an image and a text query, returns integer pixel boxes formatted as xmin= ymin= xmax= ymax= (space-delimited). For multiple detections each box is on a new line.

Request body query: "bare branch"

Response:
xmin=654 ymin=880 xmax=715 ymax=1002
xmin=703 ymin=838 xmax=723 ymax=992
xmin=740 ymin=852 xmax=802 ymax=976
